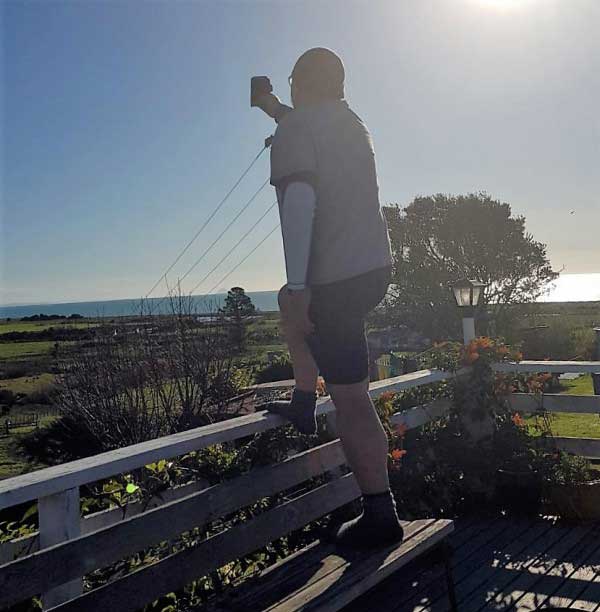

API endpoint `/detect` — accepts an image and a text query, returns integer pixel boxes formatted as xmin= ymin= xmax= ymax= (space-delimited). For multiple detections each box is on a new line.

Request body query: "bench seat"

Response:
xmin=222 ymin=519 xmax=454 ymax=612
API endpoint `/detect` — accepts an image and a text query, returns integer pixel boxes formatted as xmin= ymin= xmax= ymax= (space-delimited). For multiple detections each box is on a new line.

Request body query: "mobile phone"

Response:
xmin=251 ymin=76 xmax=273 ymax=107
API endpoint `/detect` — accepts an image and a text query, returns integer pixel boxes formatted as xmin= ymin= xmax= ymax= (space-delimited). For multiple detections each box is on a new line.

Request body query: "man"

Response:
xmin=255 ymin=48 xmax=402 ymax=550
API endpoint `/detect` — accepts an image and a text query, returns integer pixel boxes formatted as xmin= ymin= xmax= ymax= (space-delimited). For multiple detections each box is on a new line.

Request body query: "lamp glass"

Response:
xmin=453 ymin=285 xmax=471 ymax=307
xmin=453 ymin=280 xmax=486 ymax=308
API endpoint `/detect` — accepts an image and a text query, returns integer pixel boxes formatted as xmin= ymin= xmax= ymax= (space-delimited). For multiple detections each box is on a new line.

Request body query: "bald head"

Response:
xmin=291 ymin=48 xmax=345 ymax=106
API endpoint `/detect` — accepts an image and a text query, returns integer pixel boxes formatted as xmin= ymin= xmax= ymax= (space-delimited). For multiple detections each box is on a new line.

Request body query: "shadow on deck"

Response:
xmin=343 ymin=516 xmax=600 ymax=612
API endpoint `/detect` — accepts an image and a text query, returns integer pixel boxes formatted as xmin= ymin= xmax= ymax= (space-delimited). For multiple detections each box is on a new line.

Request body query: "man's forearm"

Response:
xmin=273 ymin=103 xmax=293 ymax=123
xmin=280 ymin=182 xmax=316 ymax=290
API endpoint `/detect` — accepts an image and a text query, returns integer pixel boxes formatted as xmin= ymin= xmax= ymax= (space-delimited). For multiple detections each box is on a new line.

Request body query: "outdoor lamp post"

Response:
xmin=452 ymin=279 xmax=486 ymax=345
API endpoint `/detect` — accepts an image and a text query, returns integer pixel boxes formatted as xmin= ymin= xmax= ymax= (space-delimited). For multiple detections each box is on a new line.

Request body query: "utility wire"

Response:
xmin=144 ymin=145 xmax=267 ymax=298
xmin=188 ymin=200 xmax=278 ymax=296
xmin=205 ymin=224 xmax=281 ymax=296
xmin=178 ymin=178 xmax=270 ymax=286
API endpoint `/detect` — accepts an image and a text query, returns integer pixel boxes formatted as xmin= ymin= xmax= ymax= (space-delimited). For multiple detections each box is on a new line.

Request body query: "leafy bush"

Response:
xmin=255 ymin=354 xmax=294 ymax=383
xmin=547 ymin=452 xmax=595 ymax=486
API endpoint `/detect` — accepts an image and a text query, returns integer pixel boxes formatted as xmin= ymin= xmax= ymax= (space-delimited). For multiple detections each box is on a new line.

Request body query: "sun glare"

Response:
xmin=476 ymin=0 xmax=529 ymax=10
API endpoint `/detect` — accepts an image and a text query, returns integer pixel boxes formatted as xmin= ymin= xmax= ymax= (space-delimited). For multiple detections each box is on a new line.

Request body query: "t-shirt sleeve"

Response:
xmin=269 ymin=112 xmax=317 ymax=191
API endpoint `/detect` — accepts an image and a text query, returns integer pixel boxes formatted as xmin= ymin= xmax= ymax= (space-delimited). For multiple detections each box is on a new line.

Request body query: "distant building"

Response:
xmin=367 ymin=326 xmax=429 ymax=380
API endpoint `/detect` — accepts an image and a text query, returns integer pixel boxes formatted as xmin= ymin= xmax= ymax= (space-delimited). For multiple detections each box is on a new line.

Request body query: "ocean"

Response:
xmin=1 ymin=273 xmax=598 ymax=319
xmin=0 ymin=291 xmax=281 ymax=319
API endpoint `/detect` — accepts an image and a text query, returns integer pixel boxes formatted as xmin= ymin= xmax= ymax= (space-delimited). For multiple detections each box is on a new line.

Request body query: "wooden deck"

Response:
xmin=342 ymin=517 xmax=600 ymax=612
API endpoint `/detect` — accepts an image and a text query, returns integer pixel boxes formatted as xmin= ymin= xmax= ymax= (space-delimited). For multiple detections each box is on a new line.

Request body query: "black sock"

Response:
xmin=335 ymin=490 xmax=404 ymax=550
xmin=266 ymin=388 xmax=318 ymax=435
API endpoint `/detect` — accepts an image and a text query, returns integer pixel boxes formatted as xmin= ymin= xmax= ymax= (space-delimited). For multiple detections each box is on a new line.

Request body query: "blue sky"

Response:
xmin=2 ymin=0 xmax=599 ymax=305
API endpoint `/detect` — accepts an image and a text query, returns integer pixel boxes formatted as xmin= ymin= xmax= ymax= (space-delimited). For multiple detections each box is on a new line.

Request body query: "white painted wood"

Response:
xmin=0 ymin=411 xmax=290 ymax=510
xmin=462 ymin=316 xmax=476 ymax=344
xmin=38 ymin=488 xmax=82 ymax=610
xmin=493 ymin=360 xmax=600 ymax=374
xmin=509 ymin=393 xmax=600 ymax=414
xmin=0 ymin=478 xmax=208 ymax=564
xmin=390 ymin=398 xmax=452 ymax=429
xmin=553 ymin=437 xmax=600 ymax=458
xmin=0 ymin=368 xmax=462 ymax=511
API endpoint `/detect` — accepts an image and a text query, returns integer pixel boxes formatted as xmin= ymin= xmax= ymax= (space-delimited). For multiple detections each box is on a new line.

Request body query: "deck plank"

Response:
xmin=514 ymin=523 xmax=600 ymax=611
xmin=394 ymin=519 xmax=530 ymax=612
xmin=567 ymin=572 xmax=600 ymax=611
xmin=454 ymin=519 xmax=564 ymax=612
xmin=409 ymin=519 xmax=556 ymax=611
xmin=479 ymin=523 xmax=594 ymax=611
xmin=404 ymin=519 xmax=536 ymax=612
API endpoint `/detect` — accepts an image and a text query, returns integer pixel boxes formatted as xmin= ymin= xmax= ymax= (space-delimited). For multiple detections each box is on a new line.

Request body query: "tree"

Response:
xmin=220 ymin=287 xmax=256 ymax=351
xmin=383 ymin=193 xmax=558 ymax=340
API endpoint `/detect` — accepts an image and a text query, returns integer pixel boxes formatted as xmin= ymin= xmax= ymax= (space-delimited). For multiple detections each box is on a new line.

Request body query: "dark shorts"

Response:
xmin=306 ymin=266 xmax=391 ymax=385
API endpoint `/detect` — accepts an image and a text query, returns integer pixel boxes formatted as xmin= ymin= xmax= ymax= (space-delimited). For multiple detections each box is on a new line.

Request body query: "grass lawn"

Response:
xmin=0 ymin=373 xmax=56 ymax=394
xmin=524 ymin=375 xmax=599 ymax=438
xmin=559 ymin=374 xmax=595 ymax=395
xmin=538 ymin=413 xmax=600 ymax=439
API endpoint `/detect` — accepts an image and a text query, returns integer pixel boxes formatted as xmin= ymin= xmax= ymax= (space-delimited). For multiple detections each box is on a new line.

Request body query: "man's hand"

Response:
xmin=279 ymin=287 xmax=315 ymax=336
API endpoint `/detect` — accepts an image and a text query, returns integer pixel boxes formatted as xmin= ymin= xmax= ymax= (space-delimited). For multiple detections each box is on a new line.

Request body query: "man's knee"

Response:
xmin=328 ymin=378 xmax=370 ymax=408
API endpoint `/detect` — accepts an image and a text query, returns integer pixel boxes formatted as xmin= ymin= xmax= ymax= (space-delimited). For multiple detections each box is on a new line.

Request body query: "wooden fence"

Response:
xmin=0 ymin=360 xmax=599 ymax=609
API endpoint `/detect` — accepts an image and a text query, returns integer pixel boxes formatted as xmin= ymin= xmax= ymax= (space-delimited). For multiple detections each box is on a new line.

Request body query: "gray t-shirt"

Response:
xmin=270 ymin=99 xmax=392 ymax=286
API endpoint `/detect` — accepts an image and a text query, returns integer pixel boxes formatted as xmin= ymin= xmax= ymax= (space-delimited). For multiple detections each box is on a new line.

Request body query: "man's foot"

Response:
xmin=266 ymin=388 xmax=318 ymax=435
xmin=335 ymin=490 xmax=404 ymax=551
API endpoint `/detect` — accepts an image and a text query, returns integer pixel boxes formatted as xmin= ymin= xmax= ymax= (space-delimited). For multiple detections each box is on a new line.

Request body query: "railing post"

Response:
xmin=38 ymin=487 xmax=82 ymax=609
xmin=594 ymin=328 xmax=600 ymax=396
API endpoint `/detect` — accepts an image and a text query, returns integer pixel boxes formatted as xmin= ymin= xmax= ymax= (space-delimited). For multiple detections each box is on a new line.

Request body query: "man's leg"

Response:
xmin=266 ymin=286 xmax=320 ymax=435
xmin=327 ymin=377 xmax=389 ymax=494
xmin=329 ymin=377 xmax=403 ymax=549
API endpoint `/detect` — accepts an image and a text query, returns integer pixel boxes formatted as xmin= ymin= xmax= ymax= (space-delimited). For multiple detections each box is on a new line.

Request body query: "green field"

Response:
xmin=0 ymin=341 xmax=65 ymax=360
xmin=0 ymin=320 xmax=95 ymax=334
xmin=0 ymin=412 xmax=57 ymax=479
xmin=0 ymin=373 xmax=56 ymax=394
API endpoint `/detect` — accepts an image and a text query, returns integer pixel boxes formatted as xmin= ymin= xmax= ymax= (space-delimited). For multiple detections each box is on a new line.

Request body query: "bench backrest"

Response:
xmin=0 ymin=439 xmax=358 ymax=612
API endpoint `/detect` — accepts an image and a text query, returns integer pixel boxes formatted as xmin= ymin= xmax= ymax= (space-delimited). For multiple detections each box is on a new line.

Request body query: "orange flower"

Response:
xmin=515 ymin=352 xmax=523 ymax=362
xmin=379 ymin=391 xmax=396 ymax=403
xmin=476 ymin=337 xmax=492 ymax=349
xmin=395 ymin=422 xmax=409 ymax=438
xmin=511 ymin=413 xmax=525 ymax=427
xmin=391 ymin=449 xmax=407 ymax=461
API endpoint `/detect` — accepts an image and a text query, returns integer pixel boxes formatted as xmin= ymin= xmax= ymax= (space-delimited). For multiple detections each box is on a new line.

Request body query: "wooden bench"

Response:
xmin=0 ymin=439 xmax=455 ymax=612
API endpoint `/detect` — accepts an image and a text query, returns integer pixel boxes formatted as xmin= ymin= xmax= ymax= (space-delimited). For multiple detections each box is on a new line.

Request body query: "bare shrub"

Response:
xmin=56 ymin=292 xmax=240 ymax=451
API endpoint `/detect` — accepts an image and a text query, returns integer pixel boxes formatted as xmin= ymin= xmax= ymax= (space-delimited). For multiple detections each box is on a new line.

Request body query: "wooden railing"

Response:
xmin=0 ymin=360 xmax=599 ymax=609
xmin=0 ymin=366 xmax=461 ymax=609
xmin=494 ymin=360 xmax=600 ymax=459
